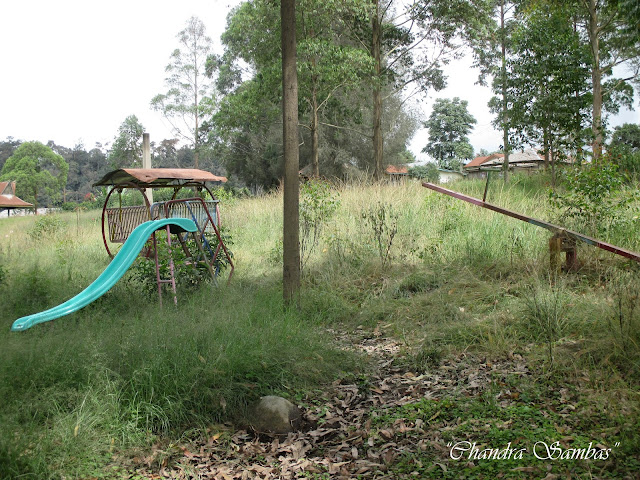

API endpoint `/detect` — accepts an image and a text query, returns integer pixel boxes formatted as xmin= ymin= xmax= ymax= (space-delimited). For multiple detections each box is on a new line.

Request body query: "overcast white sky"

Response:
xmin=1 ymin=1 xmax=637 ymax=161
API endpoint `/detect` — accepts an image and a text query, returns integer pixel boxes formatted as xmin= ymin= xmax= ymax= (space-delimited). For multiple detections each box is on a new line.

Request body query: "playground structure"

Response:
xmin=422 ymin=182 xmax=640 ymax=270
xmin=96 ymin=168 xmax=234 ymax=299
xmin=11 ymin=168 xmax=234 ymax=332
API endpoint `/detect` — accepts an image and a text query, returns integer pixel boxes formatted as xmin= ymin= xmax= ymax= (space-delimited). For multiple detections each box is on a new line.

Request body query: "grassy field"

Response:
xmin=1 ymin=172 xmax=639 ymax=478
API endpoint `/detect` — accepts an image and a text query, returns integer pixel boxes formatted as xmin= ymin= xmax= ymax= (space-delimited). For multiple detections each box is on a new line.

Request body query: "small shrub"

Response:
xmin=61 ymin=201 xmax=79 ymax=211
xmin=361 ymin=202 xmax=398 ymax=268
xmin=128 ymin=229 xmax=233 ymax=295
xmin=300 ymin=180 xmax=340 ymax=273
xmin=27 ymin=215 xmax=67 ymax=240
xmin=550 ymin=159 xmax=635 ymax=235
xmin=269 ymin=237 xmax=283 ymax=266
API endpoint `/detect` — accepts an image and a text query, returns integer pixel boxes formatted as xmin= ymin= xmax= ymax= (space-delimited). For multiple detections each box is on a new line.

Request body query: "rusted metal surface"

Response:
xmin=422 ymin=182 xmax=640 ymax=263
xmin=164 ymin=197 xmax=234 ymax=283
xmin=0 ymin=181 xmax=33 ymax=208
xmin=94 ymin=168 xmax=227 ymax=187
xmin=98 ymin=170 xmax=226 ymax=257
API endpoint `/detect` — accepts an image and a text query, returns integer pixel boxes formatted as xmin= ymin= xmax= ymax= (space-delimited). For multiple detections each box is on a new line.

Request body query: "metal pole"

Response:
xmin=422 ymin=182 xmax=640 ymax=263
xmin=142 ymin=133 xmax=153 ymax=205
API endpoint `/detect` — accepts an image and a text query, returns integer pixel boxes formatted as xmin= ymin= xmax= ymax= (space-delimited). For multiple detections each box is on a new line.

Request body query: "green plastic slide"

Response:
xmin=11 ymin=218 xmax=197 ymax=332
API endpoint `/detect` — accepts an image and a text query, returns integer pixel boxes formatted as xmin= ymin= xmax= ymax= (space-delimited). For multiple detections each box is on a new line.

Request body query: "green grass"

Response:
xmin=370 ymin=387 xmax=640 ymax=479
xmin=0 ymin=207 xmax=358 ymax=478
xmin=1 ymin=172 xmax=639 ymax=478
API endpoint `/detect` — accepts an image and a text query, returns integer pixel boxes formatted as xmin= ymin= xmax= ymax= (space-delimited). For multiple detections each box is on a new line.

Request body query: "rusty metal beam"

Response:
xmin=422 ymin=182 xmax=640 ymax=263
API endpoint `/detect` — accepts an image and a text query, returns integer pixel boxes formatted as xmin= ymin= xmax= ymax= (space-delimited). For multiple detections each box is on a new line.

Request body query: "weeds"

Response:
xmin=1 ymin=174 xmax=640 ymax=478
xmin=299 ymin=179 xmax=340 ymax=274
xmin=27 ymin=214 xmax=67 ymax=240
xmin=550 ymin=159 xmax=636 ymax=235
xmin=361 ymin=201 xmax=398 ymax=268
xmin=607 ymin=269 xmax=640 ymax=361
xmin=521 ymin=278 xmax=569 ymax=364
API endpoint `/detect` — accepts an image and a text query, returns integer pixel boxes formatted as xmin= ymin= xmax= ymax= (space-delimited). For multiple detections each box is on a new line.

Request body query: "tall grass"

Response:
xmin=1 ymin=172 xmax=639 ymax=478
xmin=0 ymin=208 xmax=356 ymax=478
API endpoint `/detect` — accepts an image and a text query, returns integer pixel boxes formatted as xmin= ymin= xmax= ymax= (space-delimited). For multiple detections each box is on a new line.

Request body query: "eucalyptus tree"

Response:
xmin=503 ymin=2 xmax=591 ymax=183
xmin=108 ymin=115 xmax=145 ymax=168
xmin=151 ymin=16 xmax=215 ymax=169
xmin=215 ymin=0 xmax=372 ymax=178
xmin=468 ymin=0 xmax=518 ymax=181
xmin=281 ymin=0 xmax=301 ymax=306
xmin=571 ymin=0 xmax=639 ymax=162
xmin=351 ymin=0 xmax=486 ymax=179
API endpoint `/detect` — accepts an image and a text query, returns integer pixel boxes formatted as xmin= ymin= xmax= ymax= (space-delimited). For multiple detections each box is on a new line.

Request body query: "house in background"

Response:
xmin=464 ymin=149 xmax=551 ymax=178
xmin=438 ymin=168 xmax=465 ymax=183
xmin=385 ymin=165 xmax=409 ymax=183
xmin=0 ymin=181 xmax=33 ymax=217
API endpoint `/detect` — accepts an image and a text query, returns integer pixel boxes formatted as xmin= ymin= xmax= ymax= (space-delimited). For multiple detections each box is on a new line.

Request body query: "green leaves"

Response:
xmin=422 ymin=97 xmax=476 ymax=170
xmin=108 ymin=115 xmax=145 ymax=169
xmin=550 ymin=158 xmax=635 ymax=235
xmin=498 ymin=3 xmax=590 ymax=157
xmin=150 ymin=16 xmax=215 ymax=167
xmin=0 ymin=141 xmax=68 ymax=210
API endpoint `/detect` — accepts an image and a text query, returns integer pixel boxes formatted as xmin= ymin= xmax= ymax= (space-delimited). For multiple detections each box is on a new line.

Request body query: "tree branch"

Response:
xmin=320 ymin=122 xmax=371 ymax=138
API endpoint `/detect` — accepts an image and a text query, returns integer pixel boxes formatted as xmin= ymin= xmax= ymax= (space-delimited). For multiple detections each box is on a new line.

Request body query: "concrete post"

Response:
xmin=142 ymin=133 xmax=153 ymax=205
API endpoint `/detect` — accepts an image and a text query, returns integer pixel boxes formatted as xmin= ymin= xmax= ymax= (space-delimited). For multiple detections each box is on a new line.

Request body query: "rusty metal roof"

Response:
xmin=464 ymin=153 xmax=504 ymax=169
xmin=93 ymin=168 xmax=227 ymax=187
xmin=385 ymin=165 xmax=409 ymax=175
xmin=0 ymin=181 xmax=34 ymax=208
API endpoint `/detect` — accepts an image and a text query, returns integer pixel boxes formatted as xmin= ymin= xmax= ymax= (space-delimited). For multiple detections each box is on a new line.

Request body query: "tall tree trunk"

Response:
xmin=372 ymin=0 xmax=383 ymax=181
xmin=195 ymin=76 xmax=200 ymax=169
xmin=573 ymin=16 xmax=584 ymax=166
xmin=543 ymin=128 xmax=550 ymax=170
xmin=550 ymin=142 xmax=556 ymax=190
xmin=281 ymin=0 xmax=301 ymax=306
xmin=587 ymin=0 xmax=603 ymax=164
xmin=311 ymin=81 xmax=320 ymax=177
xmin=500 ymin=0 xmax=510 ymax=182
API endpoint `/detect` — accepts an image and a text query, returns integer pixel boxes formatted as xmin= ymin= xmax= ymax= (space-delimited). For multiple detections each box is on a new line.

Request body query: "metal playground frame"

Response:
xmin=94 ymin=168 xmax=234 ymax=304
xmin=422 ymin=182 xmax=640 ymax=271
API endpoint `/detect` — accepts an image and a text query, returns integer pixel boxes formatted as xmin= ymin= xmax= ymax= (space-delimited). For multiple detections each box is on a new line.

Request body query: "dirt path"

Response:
xmin=124 ymin=332 xmax=529 ymax=479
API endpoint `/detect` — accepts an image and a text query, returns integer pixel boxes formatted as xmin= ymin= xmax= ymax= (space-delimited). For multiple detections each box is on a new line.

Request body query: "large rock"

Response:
xmin=250 ymin=395 xmax=302 ymax=434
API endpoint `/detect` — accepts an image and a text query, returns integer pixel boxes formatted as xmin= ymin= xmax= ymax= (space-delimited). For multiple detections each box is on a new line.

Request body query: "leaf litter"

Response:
xmin=120 ymin=329 xmax=538 ymax=479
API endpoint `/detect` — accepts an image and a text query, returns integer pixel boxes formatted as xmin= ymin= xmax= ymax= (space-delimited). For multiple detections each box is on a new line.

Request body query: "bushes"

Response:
xmin=408 ymin=164 xmax=440 ymax=183
xmin=27 ymin=215 xmax=67 ymax=240
xmin=300 ymin=179 xmax=340 ymax=273
xmin=550 ymin=158 xmax=636 ymax=235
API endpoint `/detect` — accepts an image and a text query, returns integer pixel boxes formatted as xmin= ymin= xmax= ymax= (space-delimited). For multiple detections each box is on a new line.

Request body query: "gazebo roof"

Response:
xmin=93 ymin=168 xmax=227 ymax=188
xmin=0 ymin=181 xmax=33 ymax=209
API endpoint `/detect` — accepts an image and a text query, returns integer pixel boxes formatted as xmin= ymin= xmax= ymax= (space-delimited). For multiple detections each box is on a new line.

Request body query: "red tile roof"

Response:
xmin=0 ymin=181 xmax=33 ymax=209
xmin=94 ymin=168 xmax=227 ymax=187
xmin=465 ymin=153 xmax=504 ymax=169
xmin=385 ymin=165 xmax=409 ymax=175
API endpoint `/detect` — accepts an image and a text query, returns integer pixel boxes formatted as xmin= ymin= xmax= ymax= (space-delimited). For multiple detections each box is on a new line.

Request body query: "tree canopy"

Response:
xmin=0 ymin=141 xmax=69 ymax=211
xmin=108 ymin=115 xmax=145 ymax=169
xmin=499 ymin=2 xmax=591 ymax=171
xmin=151 ymin=16 xmax=215 ymax=169
xmin=422 ymin=97 xmax=477 ymax=170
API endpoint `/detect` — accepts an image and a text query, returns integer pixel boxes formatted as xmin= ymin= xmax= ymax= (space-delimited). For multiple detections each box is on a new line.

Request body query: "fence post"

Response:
xmin=143 ymin=133 xmax=153 ymax=205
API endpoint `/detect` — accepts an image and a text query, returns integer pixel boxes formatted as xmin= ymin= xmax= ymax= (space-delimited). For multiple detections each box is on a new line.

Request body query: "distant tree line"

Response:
xmin=0 ymin=129 xmax=223 ymax=208
xmin=2 ymin=0 xmax=638 ymax=208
